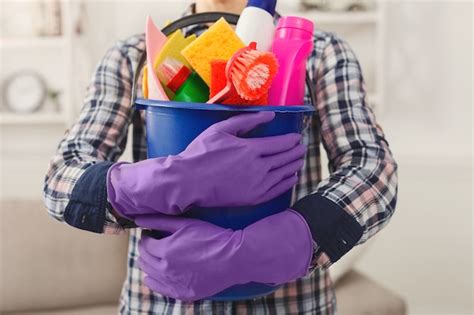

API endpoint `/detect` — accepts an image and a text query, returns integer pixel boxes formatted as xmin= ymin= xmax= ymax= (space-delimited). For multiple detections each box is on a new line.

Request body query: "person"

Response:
xmin=43 ymin=1 xmax=398 ymax=314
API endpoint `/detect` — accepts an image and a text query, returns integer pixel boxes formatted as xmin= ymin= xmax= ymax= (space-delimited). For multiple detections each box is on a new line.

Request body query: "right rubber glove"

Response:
xmin=107 ymin=111 xmax=306 ymax=220
xmin=136 ymin=209 xmax=313 ymax=301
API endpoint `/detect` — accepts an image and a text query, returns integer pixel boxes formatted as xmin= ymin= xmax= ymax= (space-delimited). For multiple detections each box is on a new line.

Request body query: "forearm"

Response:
xmin=64 ymin=162 xmax=132 ymax=233
xmin=43 ymin=37 xmax=136 ymax=234
xmin=293 ymin=34 xmax=398 ymax=268
xmin=44 ymin=156 xmax=130 ymax=234
xmin=43 ymin=156 xmax=89 ymax=223
xmin=293 ymin=144 xmax=398 ymax=267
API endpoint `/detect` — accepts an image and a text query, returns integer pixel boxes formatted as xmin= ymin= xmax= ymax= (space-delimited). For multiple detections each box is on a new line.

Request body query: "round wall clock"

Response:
xmin=2 ymin=71 xmax=48 ymax=113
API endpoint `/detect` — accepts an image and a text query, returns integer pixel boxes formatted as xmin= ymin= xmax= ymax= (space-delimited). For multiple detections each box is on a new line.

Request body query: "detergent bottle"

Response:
xmin=235 ymin=0 xmax=277 ymax=51
xmin=268 ymin=16 xmax=314 ymax=106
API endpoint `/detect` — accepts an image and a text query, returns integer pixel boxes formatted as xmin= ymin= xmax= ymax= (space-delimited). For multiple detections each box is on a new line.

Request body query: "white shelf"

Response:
xmin=0 ymin=36 xmax=67 ymax=49
xmin=0 ymin=1 xmax=77 ymax=126
xmin=287 ymin=11 xmax=380 ymax=24
xmin=0 ymin=113 xmax=66 ymax=125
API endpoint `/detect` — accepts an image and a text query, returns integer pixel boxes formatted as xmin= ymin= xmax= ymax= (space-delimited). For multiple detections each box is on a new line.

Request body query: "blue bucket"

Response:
xmin=135 ymin=98 xmax=314 ymax=301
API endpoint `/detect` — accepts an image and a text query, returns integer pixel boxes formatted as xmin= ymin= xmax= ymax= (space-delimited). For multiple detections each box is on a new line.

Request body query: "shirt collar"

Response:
xmin=182 ymin=2 xmax=196 ymax=17
xmin=181 ymin=3 xmax=210 ymax=37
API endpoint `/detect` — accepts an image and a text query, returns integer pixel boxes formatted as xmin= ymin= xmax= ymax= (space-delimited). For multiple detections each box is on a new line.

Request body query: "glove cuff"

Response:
xmin=106 ymin=157 xmax=194 ymax=217
xmin=106 ymin=161 xmax=136 ymax=221
xmin=287 ymin=209 xmax=314 ymax=275
xmin=240 ymin=209 xmax=314 ymax=285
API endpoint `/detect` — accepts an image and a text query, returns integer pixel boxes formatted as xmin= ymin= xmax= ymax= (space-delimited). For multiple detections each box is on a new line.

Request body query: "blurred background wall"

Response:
xmin=1 ymin=1 xmax=472 ymax=314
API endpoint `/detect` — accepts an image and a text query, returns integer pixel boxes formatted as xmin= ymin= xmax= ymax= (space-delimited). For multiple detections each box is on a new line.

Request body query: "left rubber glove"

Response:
xmin=135 ymin=210 xmax=313 ymax=301
xmin=106 ymin=112 xmax=305 ymax=221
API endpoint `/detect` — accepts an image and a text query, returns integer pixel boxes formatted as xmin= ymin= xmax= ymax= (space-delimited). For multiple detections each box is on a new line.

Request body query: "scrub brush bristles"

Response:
xmin=229 ymin=43 xmax=279 ymax=101
xmin=207 ymin=42 xmax=279 ymax=104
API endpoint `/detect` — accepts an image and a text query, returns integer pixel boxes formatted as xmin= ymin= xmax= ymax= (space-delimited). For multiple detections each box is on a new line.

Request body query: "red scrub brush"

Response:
xmin=208 ymin=42 xmax=278 ymax=104
xmin=210 ymin=60 xmax=268 ymax=105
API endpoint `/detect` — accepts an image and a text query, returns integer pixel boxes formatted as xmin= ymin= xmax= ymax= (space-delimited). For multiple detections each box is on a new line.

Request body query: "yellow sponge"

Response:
xmin=181 ymin=18 xmax=244 ymax=86
xmin=154 ymin=30 xmax=196 ymax=98
xmin=142 ymin=65 xmax=149 ymax=98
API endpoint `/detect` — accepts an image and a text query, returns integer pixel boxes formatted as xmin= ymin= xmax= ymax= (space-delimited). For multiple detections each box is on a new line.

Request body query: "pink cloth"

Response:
xmin=145 ymin=16 xmax=169 ymax=100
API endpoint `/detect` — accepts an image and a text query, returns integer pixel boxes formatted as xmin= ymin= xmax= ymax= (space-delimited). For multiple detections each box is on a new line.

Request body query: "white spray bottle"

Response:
xmin=235 ymin=0 xmax=277 ymax=52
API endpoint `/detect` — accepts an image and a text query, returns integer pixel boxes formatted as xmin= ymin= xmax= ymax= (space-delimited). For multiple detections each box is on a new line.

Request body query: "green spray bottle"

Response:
xmin=159 ymin=57 xmax=209 ymax=103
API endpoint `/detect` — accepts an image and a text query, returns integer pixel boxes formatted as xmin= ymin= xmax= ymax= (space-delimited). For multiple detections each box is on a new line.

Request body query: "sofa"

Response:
xmin=0 ymin=200 xmax=407 ymax=315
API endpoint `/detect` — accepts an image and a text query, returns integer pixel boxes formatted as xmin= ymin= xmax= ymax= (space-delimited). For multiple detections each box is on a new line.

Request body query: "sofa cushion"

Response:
xmin=335 ymin=270 xmax=407 ymax=315
xmin=0 ymin=200 xmax=129 ymax=313
xmin=3 ymin=304 xmax=118 ymax=315
xmin=6 ymin=271 xmax=407 ymax=315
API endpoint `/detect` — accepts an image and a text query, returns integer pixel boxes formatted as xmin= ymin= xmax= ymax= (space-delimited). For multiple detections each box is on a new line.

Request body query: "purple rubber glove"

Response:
xmin=107 ymin=111 xmax=305 ymax=219
xmin=135 ymin=210 xmax=313 ymax=301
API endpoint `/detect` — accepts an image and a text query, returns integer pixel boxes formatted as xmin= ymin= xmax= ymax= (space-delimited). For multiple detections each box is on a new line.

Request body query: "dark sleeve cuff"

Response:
xmin=64 ymin=161 xmax=134 ymax=233
xmin=292 ymin=194 xmax=363 ymax=263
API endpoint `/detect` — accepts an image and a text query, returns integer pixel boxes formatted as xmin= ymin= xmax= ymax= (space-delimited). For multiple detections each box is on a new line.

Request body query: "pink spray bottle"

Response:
xmin=268 ymin=16 xmax=314 ymax=106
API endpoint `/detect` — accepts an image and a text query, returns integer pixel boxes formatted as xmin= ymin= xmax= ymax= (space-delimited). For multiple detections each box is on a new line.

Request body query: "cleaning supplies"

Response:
xmin=181 ymin=17 xmax=245 ymax=86
xmin=208 ymin=42 xmax=278 ymax=104
xmin=145 ymin=16 xmax=169 ymax=100
xmin=268 ymin=16 xmax=314 ymax=106
xmin=235 ymin=0 xmax=277 ymax=52
xmin=154 ymin=30 xmax=197 ymax=99
xmin=210 ymin=60 xmax=268 ymax=105
xmin=159 ymin=57 xmax=209 ymax=103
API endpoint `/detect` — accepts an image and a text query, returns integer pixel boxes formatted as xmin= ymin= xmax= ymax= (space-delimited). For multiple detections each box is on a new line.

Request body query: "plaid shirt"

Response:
xmin=43 ymin=4 xmax=398 ymax=314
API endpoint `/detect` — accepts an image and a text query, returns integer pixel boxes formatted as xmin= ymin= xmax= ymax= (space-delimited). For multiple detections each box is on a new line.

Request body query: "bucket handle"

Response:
xmin=130 ymin=12 xmax=317 ymax=108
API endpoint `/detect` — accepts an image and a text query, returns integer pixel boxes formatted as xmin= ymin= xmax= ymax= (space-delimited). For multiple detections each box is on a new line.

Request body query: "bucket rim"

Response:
xmin=135 ymin=98 xmax=315 ymax=113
